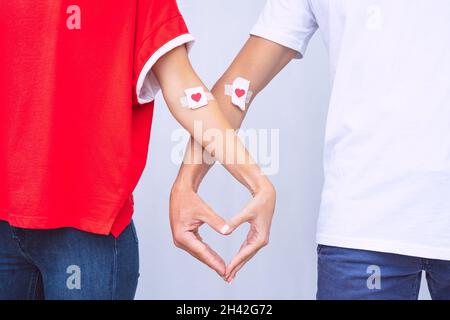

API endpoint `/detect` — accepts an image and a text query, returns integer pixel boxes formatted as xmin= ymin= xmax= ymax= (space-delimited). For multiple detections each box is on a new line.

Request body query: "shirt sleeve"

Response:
xmin=134 ymin=0 xmax=195 ymax=104
xmin=250 ymin=0 xmax=318 ymax=58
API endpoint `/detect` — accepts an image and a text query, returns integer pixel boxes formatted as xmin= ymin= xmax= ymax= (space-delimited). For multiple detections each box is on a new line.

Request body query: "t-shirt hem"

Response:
xmin=0 ymin=210 xmax=128 ymax=237
xmin=317 ymin=233 xmax=450 ymax=261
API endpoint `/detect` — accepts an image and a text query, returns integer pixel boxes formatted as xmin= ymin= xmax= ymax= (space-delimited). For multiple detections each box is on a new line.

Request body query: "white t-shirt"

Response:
xmin=251 ymin=0 xmax=450 ymax=260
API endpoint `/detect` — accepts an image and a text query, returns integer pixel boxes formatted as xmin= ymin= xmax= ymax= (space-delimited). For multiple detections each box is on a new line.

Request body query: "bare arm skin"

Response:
xmin=171 ymin=36 xmax=298 ymax=282
xmin=152 ymin=43 xmax=278 ymax=278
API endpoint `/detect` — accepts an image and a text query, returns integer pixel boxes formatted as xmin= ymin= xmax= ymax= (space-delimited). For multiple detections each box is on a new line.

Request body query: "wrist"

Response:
xmin=174 ymin=164 xmax=211 ymax=193
xmin=241 ymin=168 xmax=274 ymax=196
xmin=173 ymin=174 xmax=198 ymax=194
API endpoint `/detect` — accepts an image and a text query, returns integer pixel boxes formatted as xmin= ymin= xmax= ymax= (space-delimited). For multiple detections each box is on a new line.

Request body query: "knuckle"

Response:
xmin=172 ymin=232 xmax=185 ymax=248
xmin=243 ymin=211 xmax=255 ymax=221
xmin=173 ymin=238 xmax=182 ymax=248
xmin=259 ymin=237 xmax=270 ymax=247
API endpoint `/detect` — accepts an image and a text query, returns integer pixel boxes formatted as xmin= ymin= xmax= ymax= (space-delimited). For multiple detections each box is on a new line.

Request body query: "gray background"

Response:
xmin=133 ymin=0 xmax=431 ymax=300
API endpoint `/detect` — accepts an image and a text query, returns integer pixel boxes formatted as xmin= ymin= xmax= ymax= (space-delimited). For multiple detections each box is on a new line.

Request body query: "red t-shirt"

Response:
xmin=0 ymin=0 xmax=194 ymax=236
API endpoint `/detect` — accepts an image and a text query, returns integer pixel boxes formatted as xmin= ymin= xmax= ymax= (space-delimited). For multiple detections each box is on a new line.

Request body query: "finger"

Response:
xmin=191 ymin=231 xmax=228 ymax=279
xmin=225 ymin=240 xmax=257 ymax=282
xmin=225 ymin=208 xmax=253 ymax=234
xmin=226 ymin=253 xmax=255 ymax=283
xmin=225 ymin=241 xmax=260 ymax=279
xmin=200 ymin=204 xmax=230 ymax=235
xmin=225 ymin=242 xmax=248 ymax=283
xmin=180 ymin=232 xmax=226 ymax=276
xmin=203 ymin=242 xmax=228 ymax=277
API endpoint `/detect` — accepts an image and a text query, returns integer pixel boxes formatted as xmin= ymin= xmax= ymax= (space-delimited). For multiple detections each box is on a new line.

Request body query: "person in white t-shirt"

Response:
xmin=169 ymin=0 xmax=450 ymax=299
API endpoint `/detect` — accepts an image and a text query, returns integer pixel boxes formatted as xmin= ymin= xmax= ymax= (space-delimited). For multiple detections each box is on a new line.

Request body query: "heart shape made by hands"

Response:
xmin=234 ymin=88 xmax=246 ymax=98
xmin=191 ymin=92 xmax=202 ymax=102
xmin=171 ymin=181 xmax=274 ymax=283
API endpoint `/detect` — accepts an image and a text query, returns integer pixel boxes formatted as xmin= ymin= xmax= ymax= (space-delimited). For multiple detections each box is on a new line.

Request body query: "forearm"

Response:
xmin=177 ymin=36 xmax=297 ymax=190
xmin=176 ymin=77 xmax=250 ymax=191
xmin=164 ymin=37 xmax=292 ymax=281
xmin=153 ymin=45 xmax=268 ymax=193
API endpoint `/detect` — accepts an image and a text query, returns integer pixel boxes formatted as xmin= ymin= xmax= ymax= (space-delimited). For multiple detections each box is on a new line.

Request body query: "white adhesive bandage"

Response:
xmin=225 ymin=77 xmax=253 ymax=111
xmin=180 ymin=87 xmax=214 ymax=109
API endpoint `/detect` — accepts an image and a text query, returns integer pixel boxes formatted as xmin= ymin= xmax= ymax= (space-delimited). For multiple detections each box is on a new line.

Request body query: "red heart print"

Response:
xmin=235 ymin=88 xmax=246 ymax=98
xmin=191 ymin=93 xmax=202 ymax=102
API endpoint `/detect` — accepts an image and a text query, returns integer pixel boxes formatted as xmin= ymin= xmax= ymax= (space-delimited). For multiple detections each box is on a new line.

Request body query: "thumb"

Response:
xmin=201 ymin=205 xmax=230 ymax=235
xmin=225 ymin=206 xmax=253 ymax=234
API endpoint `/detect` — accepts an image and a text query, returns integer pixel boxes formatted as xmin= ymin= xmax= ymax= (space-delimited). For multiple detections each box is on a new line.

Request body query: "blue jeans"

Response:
xmin=317 ymin=245 xmax=450 ymax=300
xmin=0 ymin=220 xmax=139 ymax=300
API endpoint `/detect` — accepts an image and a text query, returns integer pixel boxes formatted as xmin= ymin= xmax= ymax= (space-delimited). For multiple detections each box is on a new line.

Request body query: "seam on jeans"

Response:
xmin=8 ymin=227 xmax=34 ymax=264
xmin=425 ymin=258 xmax=433 ymax=271
xmin=410 ymin=272 xmax=421 ymax=300
xmin=130 ymin=221 xmax=139 ymax=244
xmin=426 ymin=271 xmax=437 ymax=300
xmin=111 ymin=237 xmax=118 ymax=300
xmin=27 ymin=269 xmax=39 ymax=300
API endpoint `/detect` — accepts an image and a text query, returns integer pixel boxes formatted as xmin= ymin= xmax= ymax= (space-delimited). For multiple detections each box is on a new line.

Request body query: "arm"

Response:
xmin=152 ymin=43 xmax=277 ymax=277
xmin=171 ymin=36 xmax=298 ymax=282
xmin=153 ymin=44 xmax=267 ymax=190
xmin=179 ymin=36 xmax=297 ymax=188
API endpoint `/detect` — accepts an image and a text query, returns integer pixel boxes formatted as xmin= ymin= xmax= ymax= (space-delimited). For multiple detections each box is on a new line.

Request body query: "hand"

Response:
xmin=224 ymin=179 xmax=276 ymax=283
xmin=169 ymin=180 xmax=230 ymax=278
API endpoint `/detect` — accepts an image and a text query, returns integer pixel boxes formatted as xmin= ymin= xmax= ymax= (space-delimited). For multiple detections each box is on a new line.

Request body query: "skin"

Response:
xmin=152 ymin=44 xmax=277 ymax=279
xmin=171 ymin=36 xmax=299 ymax=283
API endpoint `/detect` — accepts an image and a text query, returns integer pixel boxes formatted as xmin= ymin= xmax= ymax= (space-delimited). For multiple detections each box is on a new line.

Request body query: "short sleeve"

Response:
xmin=250 ymin=0 xmax=318 ymax=59
xmin=134 ymin=0 xmax=195 ymax=104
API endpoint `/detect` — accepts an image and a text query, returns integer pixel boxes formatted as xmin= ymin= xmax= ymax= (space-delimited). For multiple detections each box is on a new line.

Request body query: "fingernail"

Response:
xmin=220 ymin=225 xmax=230 ymax=235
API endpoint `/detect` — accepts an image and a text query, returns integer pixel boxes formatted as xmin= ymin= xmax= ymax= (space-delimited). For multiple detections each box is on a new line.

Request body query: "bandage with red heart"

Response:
xmin=225 ymin=77 xmax=253 ymax=111
xmin=181 ymin=87 xmax=214 ymax=109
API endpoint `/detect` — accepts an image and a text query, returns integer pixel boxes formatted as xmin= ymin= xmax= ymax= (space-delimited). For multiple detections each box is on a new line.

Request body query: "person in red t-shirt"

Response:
xmin=0 ymin=1 xmax=275 ymax=299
